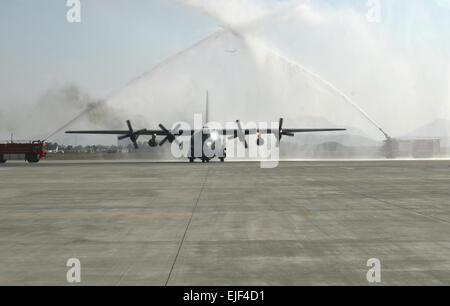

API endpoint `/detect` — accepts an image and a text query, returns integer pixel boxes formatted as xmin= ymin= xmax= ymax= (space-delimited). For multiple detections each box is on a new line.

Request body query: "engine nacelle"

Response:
xmin=148 ymin=136 xmax=158 ymax=147
xmin=205 ymin=141 xmax=216 ymax=151
xmin=256 ymin=137 xmax=264 ymax=146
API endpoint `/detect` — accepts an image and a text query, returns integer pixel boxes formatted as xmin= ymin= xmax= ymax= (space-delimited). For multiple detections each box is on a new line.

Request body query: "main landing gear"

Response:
xmin=188 ymin=157 xmax=223 ymax=163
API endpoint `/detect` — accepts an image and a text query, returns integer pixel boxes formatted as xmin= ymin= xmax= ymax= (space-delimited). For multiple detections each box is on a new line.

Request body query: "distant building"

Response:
xmin=398 ymin=138 xmax=441 ymax=158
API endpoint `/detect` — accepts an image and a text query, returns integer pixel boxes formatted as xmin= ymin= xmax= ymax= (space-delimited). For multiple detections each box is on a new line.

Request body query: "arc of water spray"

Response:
xmin=177 ymin=0 xmax=391 ymax=139
xmin=49 ymin=2 xmax=391 ymax=141
xmin=254 ymin=38 xmax=391 ymax=139
xmin=44 ymin=103 xmax=98 ymax=141
xmin=104 ymin=29 xmax=226 ymax=102
xmin=44 ymin=29 xmax=225 ymax=142
xmin=219 ymin=20 xmax=391 ymax=140
xmin=261 ymin=43 xmax=391 ymax=139
xmin=46 ymin=2 xmax=303 ymax=141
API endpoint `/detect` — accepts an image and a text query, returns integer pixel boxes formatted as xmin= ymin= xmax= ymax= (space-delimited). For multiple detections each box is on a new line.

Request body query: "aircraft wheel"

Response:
xmin=0 ymin=159 xmax=6 ymax=164
xmin=219 ymin=157 xmax=225 ymax=163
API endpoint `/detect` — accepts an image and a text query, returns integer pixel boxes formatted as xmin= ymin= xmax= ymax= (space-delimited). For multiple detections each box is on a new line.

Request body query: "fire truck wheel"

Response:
xmin=26 ymin=154 xmax=39 ymax=163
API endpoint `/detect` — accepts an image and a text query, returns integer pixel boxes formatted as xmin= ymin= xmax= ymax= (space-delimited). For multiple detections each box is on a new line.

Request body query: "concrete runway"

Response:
xmin=0 ymin=160 xmax=449 ymax=285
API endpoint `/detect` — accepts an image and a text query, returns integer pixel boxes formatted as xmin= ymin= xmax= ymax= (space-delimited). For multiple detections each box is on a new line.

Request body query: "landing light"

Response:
xmin=211 ymin=131 xmax=219 ymax=141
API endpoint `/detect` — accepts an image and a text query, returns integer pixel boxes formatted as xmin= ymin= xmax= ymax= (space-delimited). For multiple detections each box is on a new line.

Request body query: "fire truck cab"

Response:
xmin=0 ymin=141 xmax=47 ymax=164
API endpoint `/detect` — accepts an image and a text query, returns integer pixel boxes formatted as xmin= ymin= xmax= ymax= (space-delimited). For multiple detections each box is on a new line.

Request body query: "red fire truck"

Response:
xmin=0 ymin=141 xmax=47 ymax=164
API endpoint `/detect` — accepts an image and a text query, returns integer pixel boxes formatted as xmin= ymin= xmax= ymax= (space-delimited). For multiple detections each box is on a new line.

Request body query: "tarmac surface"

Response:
xmin=0 ymin=160 xmax=449 ymax=285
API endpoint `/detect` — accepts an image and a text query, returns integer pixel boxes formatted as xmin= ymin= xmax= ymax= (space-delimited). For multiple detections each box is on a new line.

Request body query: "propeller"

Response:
xmin=118 ymin=120 xmax=146 ymax=149
xmin=159 ymin=123 xmax=183 ymax=148
xmin=277 ymin=118 xmax=294 ymax=146
xmin=235 ymin=120 xmax=248 ymax=149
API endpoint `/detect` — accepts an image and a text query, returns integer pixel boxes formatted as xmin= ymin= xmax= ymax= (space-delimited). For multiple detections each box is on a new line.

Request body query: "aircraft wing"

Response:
xmin=207 ymin=118 xmax=346 ymax=136
xmin=274 ymin=128 xmax=346 ymax=134
xmin=66 ymin=130 xmax=133 ymax=135
xmin=65 ymin=129 xmax=169 ymax=136
xmin=209 ymin=128 xmax=346 ymax=135
xmin=65 ymin=120 xmax=183 ymax=149
xmin=66 ymin=120 xmax=178 ymax=137
xmin=65 ymin=119 xmax=346 ymax=149
xmin=201 ymin=120 xmax=346 ymax=148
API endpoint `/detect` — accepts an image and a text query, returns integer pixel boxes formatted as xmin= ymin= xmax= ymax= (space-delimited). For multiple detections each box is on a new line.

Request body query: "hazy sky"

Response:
xmin=1 ymin=0 xmax=449 ymax=142
xmin=0 ymin=0 xmax=216 ymax=101
xmin=1 ymin=0 xmax=448 ymax=100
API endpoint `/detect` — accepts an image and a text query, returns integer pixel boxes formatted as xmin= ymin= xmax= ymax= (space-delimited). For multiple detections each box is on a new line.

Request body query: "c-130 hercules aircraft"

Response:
xmin=66 ymin=95 xmax=346 ymax=163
